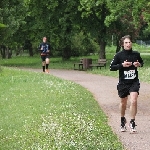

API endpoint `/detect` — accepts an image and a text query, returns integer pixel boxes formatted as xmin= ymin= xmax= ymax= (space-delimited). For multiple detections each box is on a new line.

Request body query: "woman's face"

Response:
xmin=43 ymin=37 xmax=47 ymax=43
xmin=123 ymin=38 xmax=132 ymax=50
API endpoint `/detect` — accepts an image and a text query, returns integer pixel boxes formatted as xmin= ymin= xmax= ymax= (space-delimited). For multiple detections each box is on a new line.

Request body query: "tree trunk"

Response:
xmin=29 ymin=47 xmax=33 ymax=57
xmin=62 ymin=45 xmax=71 ymax=60
xmin=1 ymin=45 xmax=6 ymax=59
xmin=98 ymin=39 xmax=106 ymax=59
xmin=97 ymin=4 xmax=107 ymax=59
xmin=116 ymin=44 xmax=121 ymax=53
xmin=116 ymin=36 xmax=121 ymax=53
xmin=24 ymin=39 xmax=33 ymax=56
xmin=6 ymin=46 xmax=12 ymax=59
xmin=0 ymin=45 xmax=12 ymax=59
xmin=62 ymin=18 xmax=71 ymax=60
xmin=16 ymin=45 xmax=23 ymax=56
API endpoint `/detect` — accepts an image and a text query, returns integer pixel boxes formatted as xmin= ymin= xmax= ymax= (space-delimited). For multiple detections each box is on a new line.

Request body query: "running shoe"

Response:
xmin=45 ymin=69 xmax=50 ymax=73
xmin=121 ymin=125 xmax=127 ymax=132
xmin=120 ymin=118 xmax=127 ymax=132
xmin=129 ymin=121 xmax=137 ymax=133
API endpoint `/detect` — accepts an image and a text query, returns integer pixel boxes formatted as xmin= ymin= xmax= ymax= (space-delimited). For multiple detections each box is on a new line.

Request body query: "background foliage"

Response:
xmin=0 ymin=0 xmax=150 ymax=59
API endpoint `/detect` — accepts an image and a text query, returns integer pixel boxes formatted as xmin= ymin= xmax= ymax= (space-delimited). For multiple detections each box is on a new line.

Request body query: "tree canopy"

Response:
xmin=0 ymin=0 xmax=150 ymax=59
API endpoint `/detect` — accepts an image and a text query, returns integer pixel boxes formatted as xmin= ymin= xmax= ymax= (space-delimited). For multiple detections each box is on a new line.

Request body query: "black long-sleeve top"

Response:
xmin=110 ymin=49 xmax=144 ymax=83
xmin=38 ymin=42 xmax=51 ymax=56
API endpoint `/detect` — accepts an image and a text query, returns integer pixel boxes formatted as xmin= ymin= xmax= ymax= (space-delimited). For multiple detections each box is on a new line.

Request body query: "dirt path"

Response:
xmin=20 ymin=68 xmax=150 ymax=150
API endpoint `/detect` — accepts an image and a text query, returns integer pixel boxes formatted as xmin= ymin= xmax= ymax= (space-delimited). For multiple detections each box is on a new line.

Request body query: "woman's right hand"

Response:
xmin=122 ymin=60 xmax=132 ymax=67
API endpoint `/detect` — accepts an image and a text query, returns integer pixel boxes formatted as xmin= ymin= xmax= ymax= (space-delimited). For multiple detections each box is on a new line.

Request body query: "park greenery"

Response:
xmin=0 ymin=0 xmax=150 ymax=59
xmin=0 ymin=46 xmax=150 ymax=149
xmin=1 ymin=1 xmax=150 ymax=149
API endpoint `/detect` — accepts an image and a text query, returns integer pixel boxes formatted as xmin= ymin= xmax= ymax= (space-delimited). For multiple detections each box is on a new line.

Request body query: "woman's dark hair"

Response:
xmin=119 ymin=35 xmax=132 ymax=47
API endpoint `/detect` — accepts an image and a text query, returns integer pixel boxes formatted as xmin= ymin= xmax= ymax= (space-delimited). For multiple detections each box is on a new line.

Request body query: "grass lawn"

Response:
xmin=0 ymin=68 xmax=124 ymax=149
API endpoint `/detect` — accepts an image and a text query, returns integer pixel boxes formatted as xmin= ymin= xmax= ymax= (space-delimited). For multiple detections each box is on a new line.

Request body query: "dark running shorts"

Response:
xmin=41 ymin=55 xmax=49 ymax=61
xmin=117 ymin=80 xmax=140 ymax=98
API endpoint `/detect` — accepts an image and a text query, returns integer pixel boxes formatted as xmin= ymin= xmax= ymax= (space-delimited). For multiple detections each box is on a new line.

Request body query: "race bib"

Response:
xmin=124 ymin=70 xmax=136 ymax=79
xmin=42 ymin=45 xmax=48 ymax=53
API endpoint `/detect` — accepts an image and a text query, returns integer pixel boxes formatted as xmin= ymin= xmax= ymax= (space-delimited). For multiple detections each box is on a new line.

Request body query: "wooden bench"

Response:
xmin=89 ymin=59 xmax=107 ymax=70
xmin=74 ymin=59 xmax=83 ymax=70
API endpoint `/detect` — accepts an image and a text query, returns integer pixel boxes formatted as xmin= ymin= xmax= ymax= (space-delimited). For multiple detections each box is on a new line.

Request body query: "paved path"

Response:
xmin=21 ymin=68 xmax=150 ymax=150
